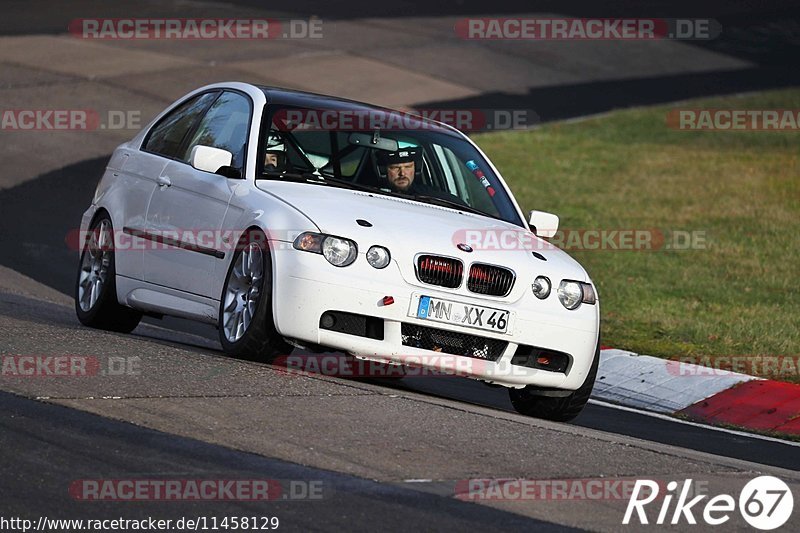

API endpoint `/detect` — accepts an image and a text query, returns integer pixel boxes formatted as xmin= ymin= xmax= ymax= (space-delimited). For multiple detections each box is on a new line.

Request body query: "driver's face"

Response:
xmin=387 ymin=161 xmax=415 ymax=191
xmin=264 ymin=153 xmax=279 ymax=167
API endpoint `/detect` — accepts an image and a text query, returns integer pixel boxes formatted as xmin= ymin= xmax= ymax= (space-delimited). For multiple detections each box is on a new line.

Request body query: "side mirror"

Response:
xmin=189 ymin=145 xmax=233 ymax=174
xmin=528 ymin=210 xmax=559 ymax=238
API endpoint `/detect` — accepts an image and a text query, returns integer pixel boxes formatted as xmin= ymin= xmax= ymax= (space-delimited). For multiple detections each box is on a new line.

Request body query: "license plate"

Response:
xmin=416 ymin=296 xmax=509 ymax=334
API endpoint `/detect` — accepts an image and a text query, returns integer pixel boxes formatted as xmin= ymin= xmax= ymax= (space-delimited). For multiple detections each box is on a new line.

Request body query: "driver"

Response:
xmin=378 ymin=148 xmax=434 ymax=194
xmin=264 ymin=132 xmax=288 ymax=173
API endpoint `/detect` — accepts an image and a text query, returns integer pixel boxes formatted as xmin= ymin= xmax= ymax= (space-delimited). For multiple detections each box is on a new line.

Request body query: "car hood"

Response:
xmin=256 ymin=181 xmax=590 ymax=296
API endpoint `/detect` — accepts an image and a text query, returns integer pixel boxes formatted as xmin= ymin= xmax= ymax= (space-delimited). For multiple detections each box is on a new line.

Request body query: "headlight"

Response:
xmin=293 ymin=232 xmax=358 ymax=267
xmin=532 ymin=276 xmax=551 ymax=299
xmin=558 ymin=281 xmax=583 ymax=309
xmin=557 ymin=280 xmax=597 ymax=310
xmin=322 ymin=236 xmax=358 ymax=267
xmin=366 ymin=245 xmax=391 ymax=269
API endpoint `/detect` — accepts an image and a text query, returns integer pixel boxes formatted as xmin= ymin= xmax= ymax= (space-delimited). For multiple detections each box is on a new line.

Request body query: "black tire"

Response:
xmin=75 ymin=214 xmax=142 ymax=333
xmin=218 ymin=229 xmax=290 ymax=361
xmin=509 ymin=339 xmax=600 ymax=422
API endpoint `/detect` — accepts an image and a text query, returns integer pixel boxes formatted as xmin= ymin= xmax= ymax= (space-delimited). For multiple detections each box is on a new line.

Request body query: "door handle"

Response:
xmin=156 ymin=175 xmax=172 ymax=187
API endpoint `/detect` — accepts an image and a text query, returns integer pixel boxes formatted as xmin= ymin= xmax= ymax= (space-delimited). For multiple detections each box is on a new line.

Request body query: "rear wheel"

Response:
xmin=75 ymin=214 xmax=142 ymax=333
xmin=218 ymin=230 xmax=290 ymax=361
xmin=509 ymin=340 xmax=600 ymax=422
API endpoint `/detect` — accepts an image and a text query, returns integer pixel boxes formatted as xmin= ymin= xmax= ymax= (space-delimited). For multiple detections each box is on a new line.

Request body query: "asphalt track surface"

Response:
xmin=1 ymin=285 xmax=798 ymax=531
xmin=2 ymin=1 xmax=800 ymax=531
xmin=1 ymin=390 xmax=573 ymax=532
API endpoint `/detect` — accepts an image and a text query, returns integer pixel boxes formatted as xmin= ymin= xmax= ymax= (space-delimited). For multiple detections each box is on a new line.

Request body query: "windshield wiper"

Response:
xmin=258 ymin=170 xmax=325 ymax=183
xmin=317 ymin=176 xmax=378 ymax=192
xmin=258 ymin=171 xmax=378 ymax=193
xmin=408 ymin=194 xmax=495 ymax=218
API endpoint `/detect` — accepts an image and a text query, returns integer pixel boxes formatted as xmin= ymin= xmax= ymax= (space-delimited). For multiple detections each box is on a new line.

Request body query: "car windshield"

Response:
xmin=258 ymin=105 xmax=524 ymax=227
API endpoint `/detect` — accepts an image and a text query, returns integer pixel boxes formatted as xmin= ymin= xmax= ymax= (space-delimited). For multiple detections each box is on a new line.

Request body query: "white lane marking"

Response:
xmin=588 ymin=399 xmax=800 ymax=447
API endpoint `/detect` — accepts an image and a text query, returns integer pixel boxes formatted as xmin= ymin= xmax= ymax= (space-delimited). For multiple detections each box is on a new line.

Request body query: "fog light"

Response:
xmin=320 ymin=312 xmax=336 ymax=329
xmin=366 ymin=245 xmax=391 ymax=269
xmin=532 ymin=276 xmax=551 ymax=299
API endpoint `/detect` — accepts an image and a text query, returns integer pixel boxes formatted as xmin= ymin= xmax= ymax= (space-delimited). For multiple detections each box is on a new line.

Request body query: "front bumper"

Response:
xmin=271 ymin=246 xmax=599 ymax=389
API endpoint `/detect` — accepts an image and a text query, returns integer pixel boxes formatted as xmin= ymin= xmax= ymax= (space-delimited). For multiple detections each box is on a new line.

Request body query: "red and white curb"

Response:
xmin=594 ymin=349 xmax=800 ymax=437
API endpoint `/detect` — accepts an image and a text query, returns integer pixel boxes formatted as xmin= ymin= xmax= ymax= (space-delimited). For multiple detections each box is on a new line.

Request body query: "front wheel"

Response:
xmin=75 ymin=214 xmax=142 ymax=333
xmin=509 ymin=340 xmax=600 ymax=422
xmin=218 ymin=230 xmax=290 ymax=361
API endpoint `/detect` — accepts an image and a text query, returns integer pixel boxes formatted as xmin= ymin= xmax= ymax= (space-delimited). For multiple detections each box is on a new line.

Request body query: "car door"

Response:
xmin=118 ymin=91 xmax=219 ymax=281
xmin=143 ymin=90 xmax=252 ymax=298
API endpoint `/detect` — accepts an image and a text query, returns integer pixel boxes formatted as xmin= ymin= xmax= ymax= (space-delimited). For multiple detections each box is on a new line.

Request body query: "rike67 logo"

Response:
xmin=624 ymin=476 xmax=794 ymax=530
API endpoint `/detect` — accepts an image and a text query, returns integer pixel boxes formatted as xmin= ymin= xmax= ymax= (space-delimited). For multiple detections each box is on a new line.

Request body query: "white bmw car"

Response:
xmin=75 ymin=82 xmax=600 ymax=421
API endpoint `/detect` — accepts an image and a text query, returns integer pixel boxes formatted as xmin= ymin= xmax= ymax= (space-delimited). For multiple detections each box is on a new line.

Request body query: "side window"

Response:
xmin=183 ymin=91 xmax=252 ymax=169
xmin=143 ymin=92 xmax=218 ymax=158
xmin=432 ymin=143 xmax=500 ymax=216
xmin=458 ymin=158 xmax=500 ymax=215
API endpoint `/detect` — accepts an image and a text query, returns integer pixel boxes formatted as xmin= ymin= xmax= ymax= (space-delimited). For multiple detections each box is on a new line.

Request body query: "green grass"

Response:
xmin=473 ymin=89 xmax=800 ymax=381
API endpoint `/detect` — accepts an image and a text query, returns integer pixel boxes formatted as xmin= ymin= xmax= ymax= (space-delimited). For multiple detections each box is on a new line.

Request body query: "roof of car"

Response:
xmin=256 ymin=85 xmax=460 ymax=136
